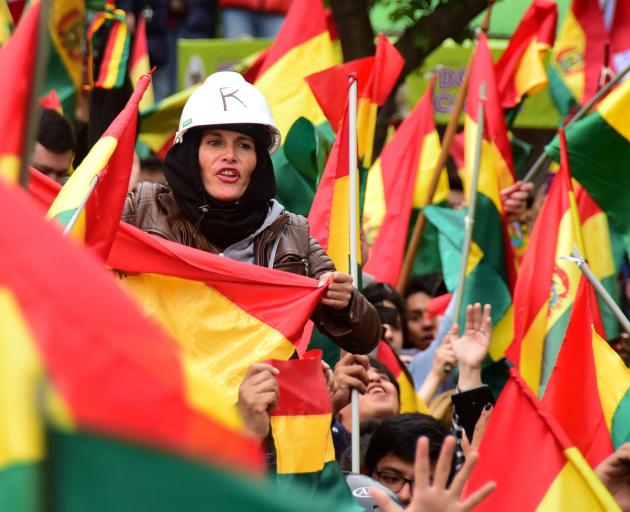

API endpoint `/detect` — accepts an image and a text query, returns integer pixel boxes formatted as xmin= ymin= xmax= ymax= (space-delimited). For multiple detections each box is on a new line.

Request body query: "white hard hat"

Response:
xmin=174 ymin=71 xmax=281 ymax=154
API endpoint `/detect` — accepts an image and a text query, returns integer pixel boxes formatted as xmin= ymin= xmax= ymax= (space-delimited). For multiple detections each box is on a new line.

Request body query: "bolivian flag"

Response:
xmin=459 ymin=32 xmax=516 ymax=360
xmin=548 ymin=0 xmax=607 ymax=115
xmin=574 ymin=182 xmax=620 ymax=341
xmin=375 ymin=341 xmax=429 ymax=414
xmin=138 ymin=84 xmax=198 ymax=158
xmin=0 ymin=178 xmax=266 ymax=512
xmin=506 ymin=131 xmax=585 ymax=395
xmin=495 ymin=0 xmax=557 ymax=109
xmin=87 ymin=3 xmax=131 ymax=90
xmin=542 ymin=276 xmax=630 ymax=467
xmin=2 ymin=177 xmax=350 ymax=512
xmin=41 ymin=0 xmax=85 ymax=117
xmin=545 ymin=71 xmax=630 ymax=241
xmin=0 ymin=1 xmax=40 ymax=183
xmin=128 ymin=11 xmax=154 ymax=111
xmin=30 ymin=171 xmax=328 ymax=408
xmin=269 ymin=352 xmax=355 ymax=505
xmin=463 ymin=369 xmax=620 ymax=511
xmin=47 ymin=73 xmax=151 ymax=260
xmin=363 ymin=79 xmax=448 ymax=286
xmin=253 ymin=0 xmax=341 ymax=142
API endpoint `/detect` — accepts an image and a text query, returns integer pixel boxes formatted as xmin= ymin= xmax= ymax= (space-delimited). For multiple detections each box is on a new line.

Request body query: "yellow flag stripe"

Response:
xmin=101 ymin=21 xmax=129 ymax=89
xmin=591 ymin=325 xmax=630 ymax=432
xmin=0 ymin=288 xmax=45 ymax=468
xmin=537 ymin=448 xmax=620 ymax=511
xmin=0 ymin=154 xmax=20 ymax=184
xmin=550 ymin=9 xmax=586 ymax=104
xmin=519 ymin=304 xmax=548 ymax=394
xmin=255 ymin=32 xmax=341 ymax=140
xmin=130 ymin=56 xmax=155 ymax=111
xmin=413 ymin=130 xmax=449 ymax=207
xmin=489 ymin=304 xmax=514 ymax=361
xmin=47 ymin=136 xmax=118 ymax=221
xmin=117 ymin=273 xmax=296 ymax=406
xmin=514 ymin=39 xmax=550 ymax=100
xmin=271 ymin=414 xmax=334 ymax=473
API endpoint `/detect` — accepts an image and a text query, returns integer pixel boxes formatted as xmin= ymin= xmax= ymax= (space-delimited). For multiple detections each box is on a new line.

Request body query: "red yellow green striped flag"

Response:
xmin=254 ymin=0 xmax=341 ymax=142
xmin=375 ymin=341 xmax=429 ymax=414
xmin=87 ymin=3 xmax=131 ymax=90
xmin=4 ymin=173 xmax=356 ymax=512
xmin=30 ymin=171 xmax=328 ymax=408
xmin=548 ymin=0 xmax=608 ymax=116
xmin=128 ymin=11 xmax=154 ymax=111
xmin=574 ymin=182 xmax=620 ymax=341
xmin=41 ymin=0 xmax=85 ymax=117
xmin=46 ymin=73 xmax=151 ymax=260
xmin=363 ymin=79 xmax=448 ymax=286
xmin=463 ymin=368 xmax=620 ymax=511
xmin=0 ymin=178 xmax=266 ymax=512
xmin=542 ymin=276 xmax=630 ymax=467
xmin=545 ymin=68 xmax=630 ymax=243
xmin=495 ymin=0 xmax=557 ymax=109
xmin=506 ymin=130 xmax=585 ymax=395
xmin=460 ymin=32 xmax=516 ymax=361
xmin=0 ymin=0 xmax=40 ymax=183
xmin=268 ymin=352 xmax=356 ymax=506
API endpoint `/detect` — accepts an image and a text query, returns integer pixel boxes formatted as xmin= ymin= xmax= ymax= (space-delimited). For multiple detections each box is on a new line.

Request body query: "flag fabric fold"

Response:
xmin=128 ymin=11 xmax=154 ymax=111
xmin=375 ymin=341 xmax=429 ymax=414
xmin=363 ymin=79 xmax=448 ymax=286
xmin=46 ymin=73 xmax=151 ymax=260
xmin=507 ymin=130 xmax=584 ymax=395
xmin=542 ymin=276 xmax=630 ymax=466
xmin=463 ymin=369 xmax=620 ymax=511
xmin=495 ymin=0 xmax=557 ymax=109
xmin=0 ymin=1 xmax=40 ymax=183
xmin=545 ymin=74 xmax=630 ymax=242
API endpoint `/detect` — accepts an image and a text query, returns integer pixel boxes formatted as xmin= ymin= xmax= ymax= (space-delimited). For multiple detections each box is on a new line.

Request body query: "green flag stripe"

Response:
xmin=611 ymin=388 xmax=630 ymax=449
xmin=540 ymin=305 xmax=573 ymax=396
xmin=0 ymin=463 xmax=42 ymax=512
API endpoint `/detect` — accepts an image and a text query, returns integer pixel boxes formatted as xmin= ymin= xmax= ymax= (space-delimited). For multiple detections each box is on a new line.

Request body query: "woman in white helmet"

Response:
xmin=123 ymin=71 xmax=380 ymax=354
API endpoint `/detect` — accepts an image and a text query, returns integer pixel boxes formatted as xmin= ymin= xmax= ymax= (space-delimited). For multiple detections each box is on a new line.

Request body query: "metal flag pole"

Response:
xmin=62 ymin=175 xmax=99 ymax=236
xmin=561 ymin=248 xmax=630 ymax=334
xmin=452 ymin=83 xmax=486 ymax=325
xmin=347 ymin=73 xmax=361 ymax=474
xmin=523 ymin=60 xmax=630 ymax=184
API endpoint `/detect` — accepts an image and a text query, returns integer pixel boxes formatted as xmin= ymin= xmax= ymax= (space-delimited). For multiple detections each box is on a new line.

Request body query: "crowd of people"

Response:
xmin=16 ymin=0 xmax=630 ymax=505
xmin=26 ymin=61 xmax=630 ymax=510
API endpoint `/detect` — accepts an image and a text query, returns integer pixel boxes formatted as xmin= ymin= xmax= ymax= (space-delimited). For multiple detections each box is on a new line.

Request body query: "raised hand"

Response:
xmin=371 ymin=436 xmax=496 ymax=512
xmin=451 ymin=303 xmax=492 ymax=371
xmin=500 ymin=180 xmax=533 ymax=223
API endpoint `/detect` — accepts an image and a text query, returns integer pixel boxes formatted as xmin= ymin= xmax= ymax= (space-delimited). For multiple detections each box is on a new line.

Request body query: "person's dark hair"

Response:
xmin=37 ymin=109 xmax=76 ymax=154
xmin=364 ymin=282 xmax=406 ymax=318
xmin=339 ymin=419 xmax=382 ymax=472
xmin=404 ymin=273 xmax=447 ymax=299
xmin=367 ymin=356 xmax=400 ymax=400
xmin=364 ymin=413 xmax=449 ymax=475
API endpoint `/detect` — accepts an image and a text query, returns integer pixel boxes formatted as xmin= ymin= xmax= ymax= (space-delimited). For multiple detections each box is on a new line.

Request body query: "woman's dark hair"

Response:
xmin=404 ymin=273 xmax=447 ymax=299
xmin=37 ymin=108 xmax=76 ymax=154
xmin=364 ymin=413 xmax=449 ymax=475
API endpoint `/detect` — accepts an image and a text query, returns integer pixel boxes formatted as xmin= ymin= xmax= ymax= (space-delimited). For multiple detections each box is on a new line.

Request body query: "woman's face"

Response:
xmin=198 ymin=129 xmax=257 ymax=202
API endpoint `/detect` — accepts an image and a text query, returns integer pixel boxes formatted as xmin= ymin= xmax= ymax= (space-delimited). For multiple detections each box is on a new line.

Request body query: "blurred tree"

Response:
xmin=330 ymin=0 xmax=491 ymax=157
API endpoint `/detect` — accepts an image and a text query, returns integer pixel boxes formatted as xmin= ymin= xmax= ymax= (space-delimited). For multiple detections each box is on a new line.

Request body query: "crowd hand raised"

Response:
xmin=461 ymin=404 xmax=493 ymax=460
xmin=500 ymin=181 xmax=533 ymax=223
xmin=237 ymin=363 xmax=279 ymax=441
xmin=330 ymin=353 xmax=369 ymax=414
xmin=371 ymin=436 xmax=496 ymax=512
xmin=319 ymin=271 xmax=354 ymax=310
xmin=431 ymin=338 xmax=457 ymax=378
xmin=595 ymin=443 xmax=630 ymax=511
xmin=451 ymin=303 xmax=492 ymax=391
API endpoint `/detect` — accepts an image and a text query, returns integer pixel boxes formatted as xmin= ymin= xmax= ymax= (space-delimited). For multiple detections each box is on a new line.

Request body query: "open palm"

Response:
xmin=451 ymin=303 xmax=492 ymax=369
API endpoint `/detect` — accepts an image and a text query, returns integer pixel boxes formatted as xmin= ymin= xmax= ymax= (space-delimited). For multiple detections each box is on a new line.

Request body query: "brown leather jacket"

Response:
xmin=122 ymin=182 xmax=380 ymax=354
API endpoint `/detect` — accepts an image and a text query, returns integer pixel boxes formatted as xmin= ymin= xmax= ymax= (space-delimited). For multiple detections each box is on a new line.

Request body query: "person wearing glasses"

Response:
xmin=364 ymin=413 xmax=448 ymax=507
